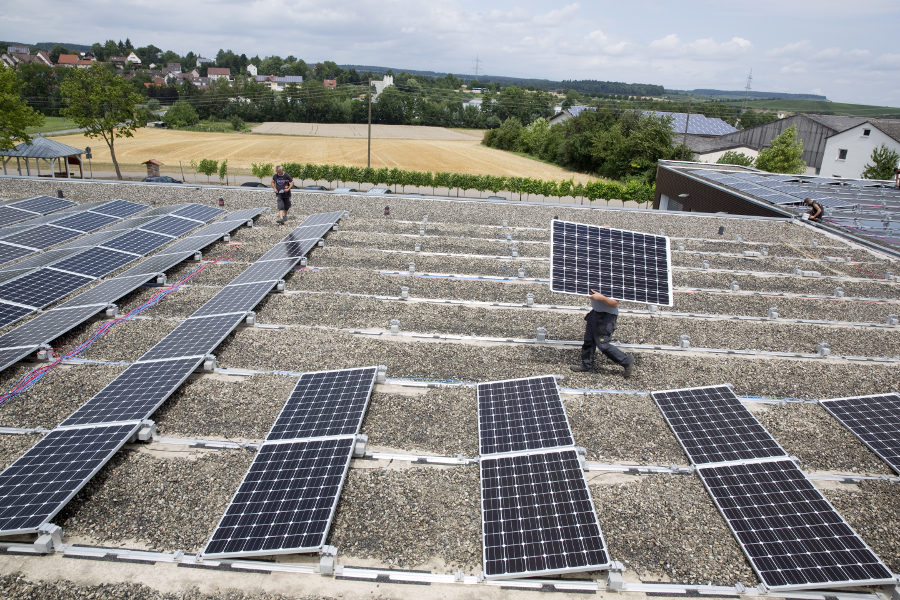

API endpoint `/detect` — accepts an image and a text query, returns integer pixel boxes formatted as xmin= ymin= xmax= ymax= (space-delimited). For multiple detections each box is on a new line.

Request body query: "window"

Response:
xmin=863 ymin=129 xmax=871 ymax=136
xmin=838 ymin=149 xmax=848 ymax=160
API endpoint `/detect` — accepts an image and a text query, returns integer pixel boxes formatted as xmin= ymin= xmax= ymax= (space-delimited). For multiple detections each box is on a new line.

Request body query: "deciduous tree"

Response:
xmin=60 ymin=64 xmax=142 ymax=179
xmin=716 ymin=150 xmax=755 ymax=167
xmin=755 ymin=125 xmax=806 ymax=174
xmin=861 ymin=144 xmax=900 ymax=180
xmin=0 ymin=68 xmax=43 ymax=150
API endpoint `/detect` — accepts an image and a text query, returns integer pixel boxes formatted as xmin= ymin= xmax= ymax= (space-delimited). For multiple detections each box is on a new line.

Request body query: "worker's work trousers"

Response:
xmin=580 ymin=310 xmax=632 ymax=368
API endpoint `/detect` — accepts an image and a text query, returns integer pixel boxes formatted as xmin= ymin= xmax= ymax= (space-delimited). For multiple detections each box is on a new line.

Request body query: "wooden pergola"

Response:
xmin=0 ymin=137 xmax=85 ymax=178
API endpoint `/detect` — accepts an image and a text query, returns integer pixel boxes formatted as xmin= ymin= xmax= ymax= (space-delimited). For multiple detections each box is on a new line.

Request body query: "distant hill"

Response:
xmin=1 ymin=40 xmax=93 ymax=53
xmin=669 ymin=88 xmax=828 ymax=101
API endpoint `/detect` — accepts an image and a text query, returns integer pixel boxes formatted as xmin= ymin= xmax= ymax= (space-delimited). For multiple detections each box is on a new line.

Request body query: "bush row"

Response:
xmin=270 ymin=162 xmax=654 ymax=203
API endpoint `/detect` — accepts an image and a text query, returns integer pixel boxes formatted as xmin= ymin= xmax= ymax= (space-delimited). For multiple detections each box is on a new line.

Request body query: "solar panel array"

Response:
xmin=651 ymin=385 xmax=894 ymax=591
xmin=203 ymin=366 xmax=377 ymax=558
xmin=820 ymin=393 xmax=900 ymax=475
xmin=0 ymin=207 xmax=265 ymax=375
xmin=0 ymin=195 xmax=77 ymax=228
xmin=643 ymin=111 xmax=738 ymax=136
xmin=694 ymin=170 xmax=856 ymax=209
xmin=0 ymin=210 xmax=341 ymax=537
xmin=477 ymin=375 xmax=610 ymax=579
xmin=0 ymin=200 xmax=147 ymax=269
xmin=550 ymin=219 xmax=672 ymax=306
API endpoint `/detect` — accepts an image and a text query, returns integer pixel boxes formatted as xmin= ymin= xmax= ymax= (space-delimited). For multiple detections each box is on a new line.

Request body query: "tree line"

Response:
xmin=186 ymin=160 xmax=656 ymax=204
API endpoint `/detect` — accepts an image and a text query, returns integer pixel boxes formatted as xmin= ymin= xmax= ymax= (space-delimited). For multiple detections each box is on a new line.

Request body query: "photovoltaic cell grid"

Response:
xmin=699 ymin=459 xmax=894 ymax=590
xmin=139 ymin=215 xmax=202 ymax=237
xmin=10 ymin=196 xmax=76 ymax=215
xmin=229 ymin=258 xmax=302 ymax=285
xmin=0 ymin=305 xmax=102 ymax=349
xmin=50 ymin=211 xmax=120 ymax=233
xmin=0 ymin=268 xmax=92 ymax=312
xmin=91 ymin=199 xmax=147 ymax=218
xmin=99 ymin=230 xmax=172 ymax=255
xmin=61 ymin=357 xmax=205 ymax=426
xmin=171 ymin=204 xmax=225 ymax=222
xmin=202 ymin=437 xmax=355 ymax=558
xmin=51 ymin=247 xmax=138 ymax=279
xmin=478 ymin=376 xmax=574 ymax=456
xmin=1 ymin=224 xmax=81 ymax=250
xmin=138 ymin=313 xmax=246 ymax=361
xmin=481 ymin=449 xmax=609 ymax=579
xmin=651 ymin=385 xmax=787 ymax=466
xmin=820 ymin=393 xmax=900 ymax=474
xmin=0 ymin=243 xmax=34 ymax=264
xmin=550 ymin=220 xmax=672 ymax=306
xmin=0 ymin=422 xmax=140 ymax=535
xmin=267 ymin=367 xmax=378 ymax=441
xmin=0 ymin=206 xmax=36 ymax=228
xmin=191 ymin=281 xmax=275 ymax=317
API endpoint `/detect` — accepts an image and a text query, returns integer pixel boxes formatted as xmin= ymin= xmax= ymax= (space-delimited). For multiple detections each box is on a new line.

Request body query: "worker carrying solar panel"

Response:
xmin=570 ymin=289 xmax=634 ymax=378
xmin=803 ymin=197 xmax=824 ymax=222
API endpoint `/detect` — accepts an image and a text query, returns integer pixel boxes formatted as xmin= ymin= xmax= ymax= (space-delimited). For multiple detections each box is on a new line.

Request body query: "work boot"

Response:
xmin=623 ymin=363 xmax=634 ymax=378
xmin=276 ymin=217 xmax=285 ymax=225
xmin=570 ymin=364 xmax=592 ymax=372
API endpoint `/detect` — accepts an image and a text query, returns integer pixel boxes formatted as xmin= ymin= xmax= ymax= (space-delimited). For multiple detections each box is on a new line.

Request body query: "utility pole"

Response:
xmin=474 ymin=54 xmax=481 ymax=79
xmin=680 ymin=99 xmax=692 ymax=161
xmin=367 ymin=79 xmax=372 ymax=168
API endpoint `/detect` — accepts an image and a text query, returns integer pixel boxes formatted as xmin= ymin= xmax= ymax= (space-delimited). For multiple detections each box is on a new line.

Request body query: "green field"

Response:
xmin=740 ymin=99 xmax=900 ymax=118
xmin=24 ymin=116 xmax=80 ymax=134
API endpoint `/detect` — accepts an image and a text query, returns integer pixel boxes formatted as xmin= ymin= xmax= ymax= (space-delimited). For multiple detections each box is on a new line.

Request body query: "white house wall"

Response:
xmin=821 ymin=124 xmax=900 ymax=179
xmin=698 ymin=147 xmax=759 ymax=164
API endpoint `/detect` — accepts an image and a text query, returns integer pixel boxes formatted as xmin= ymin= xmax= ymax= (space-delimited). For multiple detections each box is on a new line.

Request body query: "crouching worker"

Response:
xmin=571 ymin=289 xmax=633 ymax=378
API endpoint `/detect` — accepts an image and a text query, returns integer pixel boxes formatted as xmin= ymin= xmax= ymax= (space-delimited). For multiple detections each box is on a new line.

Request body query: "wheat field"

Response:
xmin=51 ymin=124 xmax=596 ymax=182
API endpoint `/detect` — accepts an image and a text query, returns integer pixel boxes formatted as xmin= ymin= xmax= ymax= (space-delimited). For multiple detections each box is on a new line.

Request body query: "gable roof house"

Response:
xmin=821 ymin=118 xmax=900 ymax=179
xmin=0 ymin=49 xmax=52 ymax=69
xmin=206 ymin=67 xmax=231 ymax=81
xmin=55 ymin=53 xmax=79 ymax=66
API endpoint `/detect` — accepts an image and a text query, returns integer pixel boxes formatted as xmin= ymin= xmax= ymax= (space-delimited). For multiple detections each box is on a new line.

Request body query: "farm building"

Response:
xmin=0 ymin=176 xmax=896 ymax=599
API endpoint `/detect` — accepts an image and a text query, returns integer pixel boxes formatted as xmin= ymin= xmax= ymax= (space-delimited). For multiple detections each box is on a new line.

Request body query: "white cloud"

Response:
xmin=766 ymin=41 xmax=812 ymax=58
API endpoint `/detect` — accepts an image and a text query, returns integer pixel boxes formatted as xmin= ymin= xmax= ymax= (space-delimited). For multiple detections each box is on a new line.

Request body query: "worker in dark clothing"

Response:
xmin=571 ymin=289 xmax=634 ymax=378
xmin=804 ymin=198 xmax=824 ymax=222
xmin=271 ymin=165 xmax=293 ymax=224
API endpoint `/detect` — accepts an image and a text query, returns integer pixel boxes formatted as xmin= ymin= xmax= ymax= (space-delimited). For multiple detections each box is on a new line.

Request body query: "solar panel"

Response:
xmin=0 ymin=206 xmax=35 ymax=227
xmin=0 ymin=243 xmax=35 ymax=265
xmin=0 ymin=422 xmax=140 ymax=535
xmin=139 ymin=216 xmax=199 ymax=237
xmin=101 ymin=230 xmax=172 ymax=255
xmin=51 ymin=247 xmax=137 ymax=278
xmin=121 ymin=251 xmax=195 ymax=277
xmin=219 ymin=208 xmax=265 ymax=222
xmin=478 ymin=376 xmax=573 ymax=456
xmin=60 ymin=356 xmax=205 ymax=426
xmin=283 ymin=224 xmax=332 ymax=242
xmin=202 ymin=437 xmax=355 ymax=558
xmin=92 ymin=199 xmax=147 ymax=218
xmin=651 ymin=385 xmax=787 ymax=466
xmin=158 ymin=234 xmax=223 ymax=256
xmin=138 ymin=313 xmax=246 ymax=361
xmin=297 ymin=211 xmax=345 ymax=227
xmin=0 ymin=302 xmax=34 ymax=328
xmin=191 ymin=281 xmax=275 ymax=317
xmin=0 ymin=268 xmax=93 ymax=309
xmin=256 ymin=240 xmax=318 ymax=262
xmin=50 ymin=212 xmax=120 ymax=233
xmin=187 ymin=221 xmax=245 ymax=238
xmin=550 ymin=220 xmax=673 ymax=306
xmin=698 ymin=458 xmax=894 ymax=590
xmin=228 ymin=258 xmax=301 ymax=285
xmin=481 ymin=448 xmax=609 ymax=579
xmin=59 ymin=229 xmax=126 ymax=250
xmin=56 ymin=274 xmax=152 ymax=309
xmin=171 ymin=204 xmax=225 ymax=222
xmin=10 ymin=196 xmax=76 ymax=214
xmin=267 ymin=367 xmax=377 ymax=441
xmin=820 ymin=393 xmax=900 ymax=474
xmin=107 ymin=216 xmax=157 ymax=231
xmin=0 ymin=305 xmax=102 ymax=349
xmin=1 ymin=225 xmax=79 ymax=250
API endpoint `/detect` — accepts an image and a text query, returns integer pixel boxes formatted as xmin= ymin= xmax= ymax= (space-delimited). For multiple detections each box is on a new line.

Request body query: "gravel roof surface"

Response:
xmin=329 ymin=464 xmax=481 ymax=572
xmin=216 ymin=327 xmax=898 ymax=399
xmin=591 ymin=473 xmax=759 ymax=586
xmin=154 ymin=373 xmax=298 ymax=440
xmin=824 ymin=480 xmax=900 ymax=573
xmin=0 ymin=363 xmax=125 ymax=429
xmin=749 ymin=402 xmax=893 ymax=475
xmin=57 ymin=447 xmax=254 ymax=554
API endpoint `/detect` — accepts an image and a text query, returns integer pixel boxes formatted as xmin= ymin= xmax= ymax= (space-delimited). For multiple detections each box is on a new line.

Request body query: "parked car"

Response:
xmin=142 ymin=175 xmax=181 ymax=183
xmin=304 ymin=185 xmax=328 ymax=191
xmin=241 ymin=181 xmax=270 ymax=188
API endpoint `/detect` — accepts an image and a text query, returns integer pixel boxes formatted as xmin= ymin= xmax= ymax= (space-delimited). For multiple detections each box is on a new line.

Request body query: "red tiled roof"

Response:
xmin=56 ymin=54 xmax=78 ymax=65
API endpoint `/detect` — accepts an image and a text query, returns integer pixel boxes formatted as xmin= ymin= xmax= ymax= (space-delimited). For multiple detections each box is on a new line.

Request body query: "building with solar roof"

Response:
xmin=0 ymin=173 xmax=896 ymax=599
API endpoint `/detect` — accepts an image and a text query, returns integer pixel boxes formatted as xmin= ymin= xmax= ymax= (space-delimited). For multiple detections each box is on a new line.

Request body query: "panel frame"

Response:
xmin=820 ymin=392 xmax=900 ymax=475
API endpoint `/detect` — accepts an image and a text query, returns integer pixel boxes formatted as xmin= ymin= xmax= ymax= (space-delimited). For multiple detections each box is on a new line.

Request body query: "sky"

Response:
xmin=3 ymin=0 xmax=899 ymax=107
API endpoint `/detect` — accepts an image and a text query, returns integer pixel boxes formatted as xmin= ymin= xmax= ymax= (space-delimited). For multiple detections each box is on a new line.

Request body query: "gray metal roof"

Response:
xmin=0 ymin=137 xmax=84 ymax=159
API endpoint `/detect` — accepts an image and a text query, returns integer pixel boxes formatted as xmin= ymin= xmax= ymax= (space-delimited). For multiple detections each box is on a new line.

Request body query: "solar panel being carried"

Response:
xmin=820 ymin=393 xmax=900 ymax=474
xmin=550 ymin=219 xmax=672 ymax=306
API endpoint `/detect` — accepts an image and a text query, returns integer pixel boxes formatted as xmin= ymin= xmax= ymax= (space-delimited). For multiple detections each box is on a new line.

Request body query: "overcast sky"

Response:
xmin=3 ymin=0 xmax=899 ymax=107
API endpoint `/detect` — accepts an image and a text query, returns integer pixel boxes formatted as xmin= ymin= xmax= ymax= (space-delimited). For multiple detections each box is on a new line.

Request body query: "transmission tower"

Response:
xmin=736 ymin=69 xmax=752 ymax=127
xmin=474 ymin=54 xmax=481 ymax=79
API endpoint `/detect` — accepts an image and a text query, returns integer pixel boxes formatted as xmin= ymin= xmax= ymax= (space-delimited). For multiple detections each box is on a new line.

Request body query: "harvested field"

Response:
xmin=50 ymin=126 xmax=597 ymax=182
xmin=251 ymin=122 xmax=483 ymax=140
